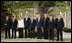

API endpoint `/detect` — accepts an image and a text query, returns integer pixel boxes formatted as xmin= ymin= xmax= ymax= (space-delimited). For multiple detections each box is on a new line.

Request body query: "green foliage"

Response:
xmin=63 ymin=27 xmax=71 ymax=32
xmin=2 ymin=1 xmax=71 ymax=18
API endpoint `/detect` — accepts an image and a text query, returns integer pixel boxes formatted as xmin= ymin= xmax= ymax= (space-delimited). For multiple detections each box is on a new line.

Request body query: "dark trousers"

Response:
xmin=30 ymin=29 xmax=35 ymax=38
xmin=5 ymin=28 xmax=10 ymax=38
xmin=44 ymin=28 xmax=48 ymax=39
xmin=25 ymin=27 xmax=30 ymax=38
xmin=28 ymin=29 xmax=30 ymax=38
xmin=49 ymin=29 xmax=54 ymax=40
xmin=37 ymin=28 xmax=42 ymax=39
xmin=19 ymin=28 xmax=23 ymax=38
xmin=12 ymin=29 xmax=16 ymax=38
xmin=57 ymin=28 xmax=63 ymax=40
xmin=25 ymin=29 xmax=27 ymax=38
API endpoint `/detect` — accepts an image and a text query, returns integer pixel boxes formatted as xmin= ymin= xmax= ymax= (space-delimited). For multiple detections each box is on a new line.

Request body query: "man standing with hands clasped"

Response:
xmin=24 ymin=14 xmax=31 ymax=38
xmin=43 ymin=13 xmax=49 ymax=39
xmin=11 ymin=15 xmax=18 ymax=38
xmin=48 ymin=15 xmax=54 ymax=41
xmin=4 ymin=16 xmax=11 ymax=39
xmin=55 ymin=14 xmax=64 ymax=41
xmin=35 ymin=13 xmax=43 ymax=39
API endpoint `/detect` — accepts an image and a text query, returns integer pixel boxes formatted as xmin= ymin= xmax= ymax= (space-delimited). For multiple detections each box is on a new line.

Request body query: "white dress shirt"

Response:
xmin=26 ymin=17 xmax=28 ymax=21
xmin=58 ymin=18 xmax=61 ymax=21
xmin=50 ymin=18 xmax=52 ymax=22
xmin=38 ymin=17 xmax=40 ymax=22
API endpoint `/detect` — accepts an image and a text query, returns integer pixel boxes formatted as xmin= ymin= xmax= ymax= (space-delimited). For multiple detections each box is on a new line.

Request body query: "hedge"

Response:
xmin=63 ymin=27 xmax=71 ymax=32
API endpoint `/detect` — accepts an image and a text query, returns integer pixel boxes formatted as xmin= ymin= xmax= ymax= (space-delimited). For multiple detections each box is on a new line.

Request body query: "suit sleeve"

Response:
xmin=29 ymin=20 xmax=31 ymax=27
xmin=47 ymin=18 xmax=49 ymax=29
xmin=55 ymin=19 xmax=57 ymax=28
xmin=41 ymin=18 xmax=44 ymax=27
xmin=62 ymin=18 xmax=64 ymax=27
xmin=9 ymin=19 xmax=12 ymax=28
xmin=34 ymin=20 xmax=36 ymax=27
xmin=35 ymin=19 xmax=37 ymax=26
xmin=24 ymin=18 xmax=25 ymax=26
xmin=53 ymin=19 xmax=54 ymax=29
xmin=16 ymin=20 xmax=18 ymax=28
xmin=3 ymin=19 xmax=5 ymax=26
xmin=29 ymin=18 xmax=31 ymax=26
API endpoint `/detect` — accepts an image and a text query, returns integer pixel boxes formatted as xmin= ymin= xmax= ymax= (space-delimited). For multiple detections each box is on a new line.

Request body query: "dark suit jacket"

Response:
xmin=35 ymin=18 xmax=43 ymax=30
xmin=55 ymin=18 xmax=64 ymax=30
xmin=4 ymin=19 xmax=11 ymax=29
xmin=43 ymin=17 xmax=49 ymax=29
xmin=29 ymin=19 xmax=36 ymax=30
xmin=24 ymin=17 xmax=31 ymax=29
xmin=48 ymin=19 xmax=54 ymax=30
xmin=11 ymin=19 xmax=18 ymax=29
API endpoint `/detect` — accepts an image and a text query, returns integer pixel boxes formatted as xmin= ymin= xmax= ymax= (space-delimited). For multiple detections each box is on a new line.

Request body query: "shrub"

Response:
xmin=63 ymin=27 xmax=71 ymax=32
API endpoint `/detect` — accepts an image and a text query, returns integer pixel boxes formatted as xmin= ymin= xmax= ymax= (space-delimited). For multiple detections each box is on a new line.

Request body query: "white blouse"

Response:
xmin=18 ymin=19 xmax=24 ymax=28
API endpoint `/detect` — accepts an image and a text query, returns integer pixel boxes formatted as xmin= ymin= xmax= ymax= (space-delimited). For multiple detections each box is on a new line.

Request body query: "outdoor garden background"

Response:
xmin=1 ymin=1 xmax=71 ymax=42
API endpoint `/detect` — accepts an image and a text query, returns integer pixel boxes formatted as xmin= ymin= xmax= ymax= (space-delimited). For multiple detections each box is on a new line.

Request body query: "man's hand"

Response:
xmin=35 ymin=26 xmax=37 ymax=32
xmin=41 ymin=27 xmax=44 ymax=32
xmin=4 ymin=24 xmax=7 ymax=25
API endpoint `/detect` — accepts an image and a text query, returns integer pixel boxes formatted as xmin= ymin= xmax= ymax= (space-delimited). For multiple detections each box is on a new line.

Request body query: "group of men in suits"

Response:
xmin=4 ymin=16 xmax=18 ymax=39
xmin=35 ymin=13 xmax=54 ymax=40
xmin=3 ymin=13 xmax=64 ymax=41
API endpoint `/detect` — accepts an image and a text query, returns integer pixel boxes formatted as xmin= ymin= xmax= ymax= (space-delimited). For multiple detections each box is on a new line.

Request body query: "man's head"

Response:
xmin=44 ymin=13 xmax=47 ymax=18
xmin=58 ymin=14 xmax=61 ymax=18
xmin=6 ymin=16 xmax=9 ymax=20
xmin=37 ymin=13 xmax=41 ymax=18
xmin=25 ymin=14 xmax=28 ymax=18
xmin=49 ymin=15 xmax=53 ymax=19
xmin=12 ymin=16 xmax=15 ymax=20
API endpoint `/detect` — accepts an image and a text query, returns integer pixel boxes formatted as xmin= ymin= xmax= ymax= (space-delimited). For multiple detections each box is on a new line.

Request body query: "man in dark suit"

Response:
xmin=35 ymin=14 xmax=43 ymax=39
xmin=43 ymin=13 xmax=49 ymax=39
xmin=11 ymin=16 xmax=18 ymax=38
xmin=29 ymin=16 xmax=35 ymax=38
xmin=24 ymin=14 xmax=31 ymax=38
xmin=55 ymin=14 xmax=64 ymax=41
xmin=48 ymin=15 xmax=54 ymax=41
xmin=4 ymin=16 xmax=11 ymax=39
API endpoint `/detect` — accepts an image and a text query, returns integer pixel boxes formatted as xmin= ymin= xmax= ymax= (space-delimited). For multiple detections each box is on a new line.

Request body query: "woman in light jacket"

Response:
xmin=18 ymin=15 xmax=24 ymax=38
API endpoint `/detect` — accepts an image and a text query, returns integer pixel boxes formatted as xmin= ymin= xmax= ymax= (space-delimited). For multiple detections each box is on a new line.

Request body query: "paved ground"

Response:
xmin=63 ymin=31 xmax=71 ymax=38
xmin=1 ymin=38 xmax=71 ymax=42
xmin=1 ymin=30 xmax=71 ymax=42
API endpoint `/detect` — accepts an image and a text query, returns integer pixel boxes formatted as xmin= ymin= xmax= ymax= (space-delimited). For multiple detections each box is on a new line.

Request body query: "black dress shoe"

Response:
xmin=57 ymin=39 xmax=59 ymax=41
xmin=61 ymin=39 xmax=63 ymax=41
xmin=14 ymin=37 xmax=16 ymax=39
xmin=45 ymin=38 xmax=48 ymax=40
xmin=52 ymin=39 xmax=54 ymax=41
xmin=49 ymin=39 xmax=51 ymax=41
xmin=9 ymin=38 xmax=11 ymax=39
xmin=5 ymin=38 xmax=7 ymax=39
